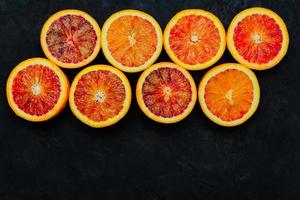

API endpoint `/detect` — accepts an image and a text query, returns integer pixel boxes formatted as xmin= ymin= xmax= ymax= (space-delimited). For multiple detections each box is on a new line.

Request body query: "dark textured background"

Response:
xmin=1 ymin=0 xmax=300 ymax=199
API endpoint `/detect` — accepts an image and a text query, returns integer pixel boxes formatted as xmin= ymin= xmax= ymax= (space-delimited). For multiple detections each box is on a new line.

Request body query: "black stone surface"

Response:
xmin=0 ymin=0 xmax=300 ymax=199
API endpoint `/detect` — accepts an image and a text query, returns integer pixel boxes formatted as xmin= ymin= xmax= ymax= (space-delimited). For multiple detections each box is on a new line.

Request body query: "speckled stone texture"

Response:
xmin=0 ymin=0 xmax=300 ymax=199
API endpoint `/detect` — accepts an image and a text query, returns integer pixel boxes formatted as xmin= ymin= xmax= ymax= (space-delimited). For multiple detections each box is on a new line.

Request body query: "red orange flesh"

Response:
xmin=169 ymin=15 xmax=221 ymax=65
xmin=164 ymin=9 xmax=226 ymax=70
xmin=227 ymin=7 xmax=289 ymax=70
xmin=136 ymin=62 xmax=197 ymax=123
xmin=12 ymin=65 xmax=61 ymax=116
xmin=69 ymin=65 xmax=131 ymax=128
xmin=74 ymin=70 xmax=126 ymax=122
xmin=142 ymin=67 xmax=193 ymax=118
xmin=46 ymin=15 xmax=98 ymax=64
xmin=6 ymin=58 xmax=69 ymax=122
xmin=233 ymin=14 xmax=283 ymax=64
xmin=41 ymin=10 xmax=101 ymax=69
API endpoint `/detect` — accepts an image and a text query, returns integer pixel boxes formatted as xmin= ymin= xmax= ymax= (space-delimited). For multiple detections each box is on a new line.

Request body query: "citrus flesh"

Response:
xmin=136 ymin=62 xmax=197 ymax=123
xmin=102 ymin=10 xmax=162 ymax=72
xmin=6 ymin=58 xmax=69 ymax=122
xmin=227 ymin=7 xmax=289 ymax=70
xmin=164 ymin=9 xmax=226 ymax=70
xmin=41 ymin=9 xmax=101 ymax=68
xmin=199 ymin=63 xmax=260 ymax=126
xmin=69 ymin=65 xmax=131 ymax=128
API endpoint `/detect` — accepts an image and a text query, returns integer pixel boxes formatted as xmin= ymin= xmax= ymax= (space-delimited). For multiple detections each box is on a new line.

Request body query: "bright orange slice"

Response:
xmin=40 ymin=9 xmax=101 ymax=69
xmin=6 ymin=58 xmax=70 ymax=122
xmin=101 ymin=10 xmax=163 ymax=73
xmin=136 ymin=62 xmax=197 ymax=123
xmin=198 ymin=63 xmax=260 ymax=126
xmin=69 ymin=65 xmax=131 ymax=128
xmin=227 ymin=7 xmax=289 ymax=70
xmin=164 ymin=9 xmax=226 ymax=70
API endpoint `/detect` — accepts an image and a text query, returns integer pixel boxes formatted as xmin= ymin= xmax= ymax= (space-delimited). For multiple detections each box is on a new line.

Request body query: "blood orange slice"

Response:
xmin=227 ymin=7 xmax=289 ymax=70
xmin=40 ymin=9 xmax=101 ymax=69
xmin=69 ymin=65 xmax=131 ymax=128
xmin=136 ymin=62 xmax=197 ymax=123
xmin=198 ymin=63 xmax=260 ymax=126
xmin=164 ymin=9 xmax=226 ymax=70
xmin=6 ymin=58 xmax=70 ymax=122
xmin=101 ymin=10 xmax=163 ymax=73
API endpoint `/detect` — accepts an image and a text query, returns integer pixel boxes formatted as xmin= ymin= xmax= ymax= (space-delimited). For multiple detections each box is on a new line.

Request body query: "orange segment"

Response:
xmin=198 ymin=63 xmax=260 ymax=127
xmin=164 ymin=9 xmax=226 ymax=70
xmin=136 ymin=62 xmax=197 ymax=123
xmin=204 ymin=69 xmax=254 ymax=121
xmin=41 ymin=9 xmax=101 ymax=69
xmin=102 ymin=10 xmax=163 ymax=73
xmin=74 ymin=70 xmax=126 ymax=122
xmin=6 ymin=58 xmax=70 ymax=122
xmin=69 ymin=65 xmax=131 ymax=128
xmin=169 ymin=15 xmax=220 ymax=65
xmin=227 ymin=7 xmax=289 ymax=70
xmin=107 ymin=16 xmax=157 ymax=67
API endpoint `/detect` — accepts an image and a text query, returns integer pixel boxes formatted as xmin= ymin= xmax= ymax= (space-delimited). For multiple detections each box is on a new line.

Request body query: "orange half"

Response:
xmin=69 ymin=65 xmax=131 ymax=128
xmin=136 ymin=62 xmax=197 ymax=123
xmin=101 ymin=10 xmax=163 ymax=73
xmin=198 ymin=63 xmax=260 ymax=126
xmin=227 ymin=7 xmax=289 ymax=70
xmin=164 ymin=9 xmax=226 ymax=70
xmin=6 ymin=58 xmax=70 ymax=122
xmin=40 ymin=9 xmax=101 ymax=69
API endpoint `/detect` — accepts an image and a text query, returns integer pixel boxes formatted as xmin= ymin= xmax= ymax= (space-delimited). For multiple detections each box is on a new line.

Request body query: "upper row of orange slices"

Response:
xmin=40 ymin=8 xmax=289 ymax=72
xmin=6 ymin=7 xmax=289 ymax=128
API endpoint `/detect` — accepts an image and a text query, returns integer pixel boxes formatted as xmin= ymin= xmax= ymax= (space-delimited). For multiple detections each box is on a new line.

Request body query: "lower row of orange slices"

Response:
xmin=7 ymin=58 xmax=260 ymax=127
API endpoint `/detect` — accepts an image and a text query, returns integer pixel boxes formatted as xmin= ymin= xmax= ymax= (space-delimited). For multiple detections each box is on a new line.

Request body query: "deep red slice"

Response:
xmin=46 ymin=15 xmax=97 ymax=64
xmin=142 ymin=67 xmax=192 ymax=118
xmin=12 ymin=65 xmax=61 ymax=116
